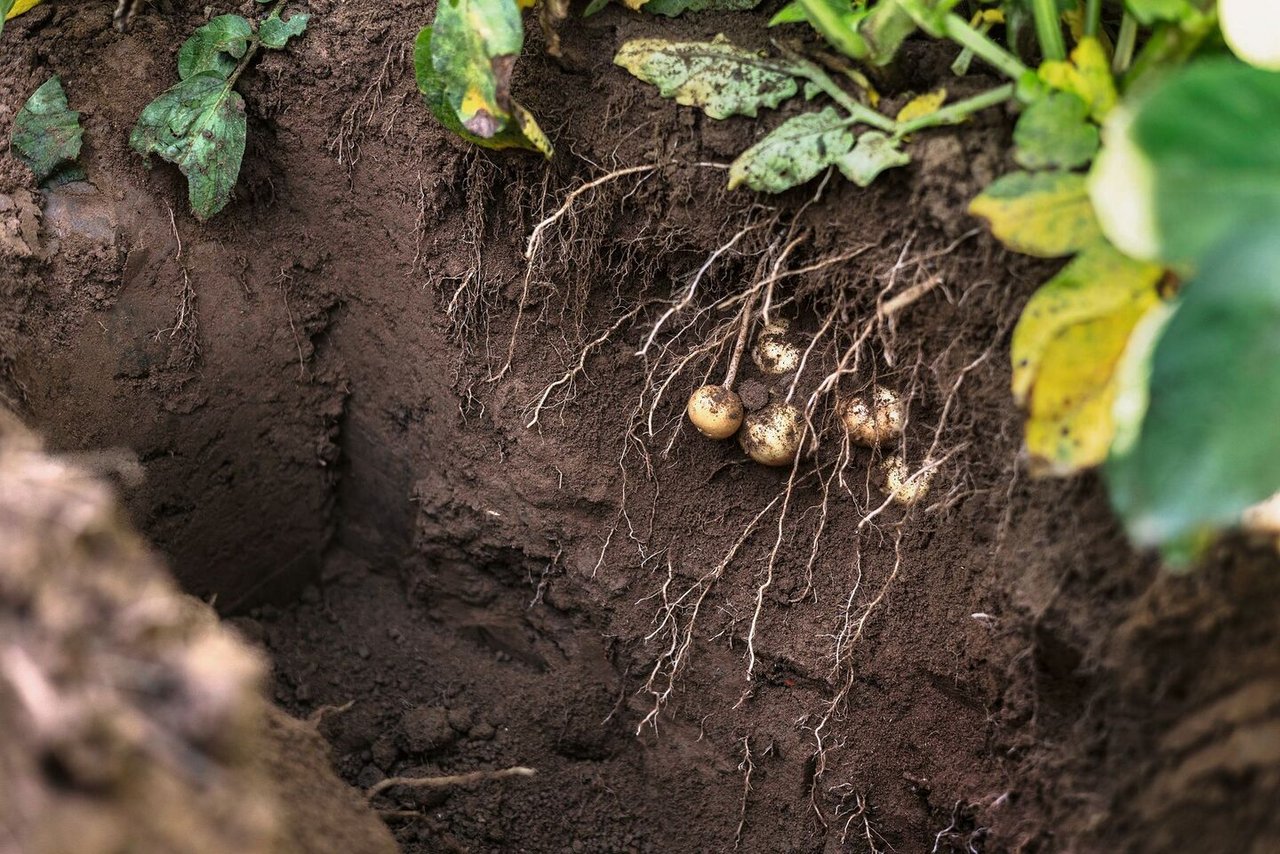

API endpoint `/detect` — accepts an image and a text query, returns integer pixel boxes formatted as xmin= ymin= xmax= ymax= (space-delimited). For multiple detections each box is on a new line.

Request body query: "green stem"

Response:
xmin=893 ymin=83 xmax=1016 ymax=137
xmin=1031 ymin=0 xmax=1066 ymax=61
xmin=938 ymin=13 xmax=1031 ymax=81
xmin=226 ymin=0 xmax=290 ymax=90
xmin=1083 ymin=0 xmax=1101 ymax=39
xmin=1124 ymin=6 xmax=1218 ymax=88
xmin=780 ymin=47 xmax=897 ymax=132
xmin=1112 ymin=12 xmax=1137 ymax=74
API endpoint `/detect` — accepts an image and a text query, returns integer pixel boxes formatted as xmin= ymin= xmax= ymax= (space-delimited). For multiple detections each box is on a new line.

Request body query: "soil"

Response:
xmin=3 ymin=2 xmax=1279 ymax=853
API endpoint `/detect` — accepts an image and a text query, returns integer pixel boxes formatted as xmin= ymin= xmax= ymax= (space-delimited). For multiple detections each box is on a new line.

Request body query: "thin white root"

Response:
xmin=367 ymin=765 xmax=537 ymax=800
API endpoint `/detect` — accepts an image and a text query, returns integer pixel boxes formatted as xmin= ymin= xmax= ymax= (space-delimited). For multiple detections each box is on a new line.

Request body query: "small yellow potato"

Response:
xmin=839 ymin=386 xmax=904 ymax=446
xmin=752 ymin=336 xmax=801 ymax=376
xmin=686 ymin=384 xmax=744 ymax=439
xmin=739 ymin=402 xmax=802 ymax=466
xmin=879 ymin=454 xmax=934 ymax=506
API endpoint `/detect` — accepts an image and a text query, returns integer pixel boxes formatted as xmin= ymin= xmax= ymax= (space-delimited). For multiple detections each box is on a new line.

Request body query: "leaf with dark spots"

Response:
xmin=11 ymin=76 xmax=82 ymax=185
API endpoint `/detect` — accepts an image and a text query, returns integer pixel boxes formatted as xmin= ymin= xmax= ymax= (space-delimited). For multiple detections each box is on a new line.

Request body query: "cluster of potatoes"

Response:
xmin=686 ymin=320 xmax=933 ymax=506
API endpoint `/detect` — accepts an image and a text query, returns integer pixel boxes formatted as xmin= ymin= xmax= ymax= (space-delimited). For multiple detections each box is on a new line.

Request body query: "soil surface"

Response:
xmin=3 ymin=2 xmax=1279 ymax=853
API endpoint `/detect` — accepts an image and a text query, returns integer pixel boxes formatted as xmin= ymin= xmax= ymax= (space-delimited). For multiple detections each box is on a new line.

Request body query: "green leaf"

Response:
xmin=130 ymin=72 xmax=247 ymax=221
xmin=0 ymin=0 xmax=12 ymax=37
xmin=642 ymin=0 xmax=764 ymax=16
xmin=177 ymin=14 xmax=253 ymax=80
xmin=835 ymin=131 xmax=908 ymax=187
xmin=969 ymin=171 xmax=1101 ymax=258
xmin=1089 ymin=61 xmax=1280 ymax=265
xmin=728 ymin=107 xmax=853 ymax=193
xmin=431 ymin=0 xmax=525 ymax=138
xmin=768 ymin=1 xmax=807 ymax=25
xmin=259 ymin=12 xmax=309 ymax=50
xmin=11 ymin=76 xmax=83 ymax=184
xmin=414 ymin=27 xmax=552 ymax=157
xmin=1013 ymin=91 xmax=1099 ymax=170
xmin=1105 ymin=225 xmax=1280 ymax=547
xmin=614 ymin=36 xmax=801 ymax=120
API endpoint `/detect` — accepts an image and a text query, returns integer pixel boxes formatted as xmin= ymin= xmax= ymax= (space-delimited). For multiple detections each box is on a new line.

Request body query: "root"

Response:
xmin=493 ymin=164 xmax=661 ymax=382
xmin=636 ymin=494 xmax=783 ymax=734
xmin=735 ymin=735 xmax=755 ymax=849
xmin=329 ymin=39 xmax=405 ymax=172
xmin=158 ymin=204 xmax=199 ymax=368
xmin=366 ymin=765 xmax=537 ymax=801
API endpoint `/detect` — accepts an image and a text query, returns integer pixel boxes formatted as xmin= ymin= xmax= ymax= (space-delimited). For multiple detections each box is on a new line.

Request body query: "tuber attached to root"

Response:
xmin=839 ymin=386 xmax=904 ymax=447
xmin=879 ymin=454 xmax=934 ymax=506
xmin=739 ymin=401 xmax=802 ymax=467
xmin=687 ymin=384 xmax=745 ymax=439
xmin=751 ymin=319 xmax=800 ymax=376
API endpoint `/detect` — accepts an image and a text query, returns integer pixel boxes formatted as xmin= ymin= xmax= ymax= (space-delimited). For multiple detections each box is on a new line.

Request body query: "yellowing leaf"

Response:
xmin=1012 ymin=241 xmax=1164 ymax=405
xmin=5 ymin=0 xmax=41 ymax=19
xmin=896 ymin=89 xmax=946 ymax=123
xmin=415 ymin=27 xmax=552 ymax=157
xmin=614 ymin=36 xmax=801 ymax=120
xmin=1024 ymin=292 xmax=1159 ymax=475
xmin=1038 ymin=37 xmax=1117 ymax=122
xmin=969 ymin=171 xmax=1101 ymax=258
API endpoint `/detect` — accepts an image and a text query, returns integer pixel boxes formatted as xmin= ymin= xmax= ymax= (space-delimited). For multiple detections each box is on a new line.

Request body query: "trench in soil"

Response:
xmin=5 ymin=3 xmax=1280 ymax=853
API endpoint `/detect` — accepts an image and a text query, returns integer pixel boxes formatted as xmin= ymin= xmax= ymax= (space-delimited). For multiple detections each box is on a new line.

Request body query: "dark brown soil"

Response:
xmin=3 ymin=2 xmax=1279 ymax=852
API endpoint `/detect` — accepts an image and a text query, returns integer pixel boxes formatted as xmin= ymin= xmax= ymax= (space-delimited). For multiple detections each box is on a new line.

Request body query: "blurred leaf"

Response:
xmin=415 ymin=27 xmax=552 ymax=156
xmin=1106 ymin=225 xmax=1280 ymax=546
xmin=1089 ymin=60 xmax=1280 ymax=265
xmin=1038 ymin=37 xmax=1116 ymax=122
xmin=1013 ymin=91 xmax=1098 ymax=170
xmin=1220 ymin=0 xmax=1280 ymax=70
xmin=970 ymin=171 xmax=1101 ymax=257
xmin=835 ymin=131 xmax=908 ymax=186
xmin=768 ymin=1 xmax=807 ymax=25
xmin=130 ymin=72 xmax=247 ymax=220
xmin=728 ymin=107 xmax=853 ymax=192
xmin=259 ymin=12 xmax=309 ymax=49
xmin=11 ymin=76 xmax=82 ymax=184
xmin=178 ymin=14 xmax=253 ymax=80
xmin=641 ymin=0 xmax=765 ymax=15
xmin=895 ymin=88 xmax=946 ymax=123
xmin=614 ymin=36 xmax=801 ymax=119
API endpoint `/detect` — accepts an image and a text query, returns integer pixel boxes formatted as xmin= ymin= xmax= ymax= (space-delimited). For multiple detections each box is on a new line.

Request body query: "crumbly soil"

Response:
xmin=3 ymin=2 xmax=1279 ymax=852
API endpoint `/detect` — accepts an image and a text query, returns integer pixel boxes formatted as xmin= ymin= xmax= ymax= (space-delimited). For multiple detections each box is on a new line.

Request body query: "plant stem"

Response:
xmin=1083 ymin=0 xmax=1101 ymax=38
xmin=1112 ymin=12 xmax=1137 ymax=74
xmin=893 ymin=83 xmax=1015 ymax=137
xmin=779 ymin=46 xmax=897 ymax=132
xmin=938 ymin=13 xmax=1031 ymax=81
xmin=1031 ymin=0 xmax=1066 ymax=61
xmin=226 ymin=0 xmax=290 ymax=90
xmin=1123 ymin=5 xmax=1218 ymax=88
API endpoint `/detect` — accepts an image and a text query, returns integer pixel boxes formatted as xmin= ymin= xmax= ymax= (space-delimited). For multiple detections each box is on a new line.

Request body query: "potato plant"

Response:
xmin=414 ymin=0 xmax=1280 ymax=563
xmin=130 ymin=0 xmax=310 ymax=220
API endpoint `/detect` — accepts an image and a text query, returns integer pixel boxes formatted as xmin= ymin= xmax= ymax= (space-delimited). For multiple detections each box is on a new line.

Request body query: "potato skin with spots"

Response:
xmin=687 ymin=384 xmax=744 ymax=439
xmin=752 ymin=322 xmax=800 ymax=375
xmin=839 ymin=386 xmax=904 ymax=447
xmin=879 ymin=454 xmax=934 ymax=506
xmin=739 ymin=401 xmax=801 ymax=466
